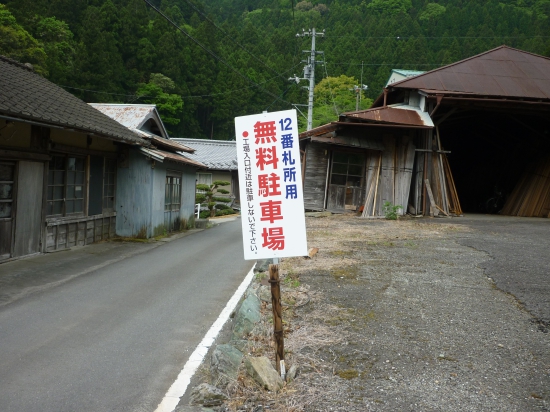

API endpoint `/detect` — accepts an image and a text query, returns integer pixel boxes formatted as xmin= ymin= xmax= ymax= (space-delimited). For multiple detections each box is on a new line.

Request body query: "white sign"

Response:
xmin=235 ymin=110 xmax=308 ymax=260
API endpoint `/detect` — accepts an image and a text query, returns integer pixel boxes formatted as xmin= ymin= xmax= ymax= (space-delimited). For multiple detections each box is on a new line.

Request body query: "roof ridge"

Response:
xmin=388 ymin=45 xmax=550 ymax=89
xmin=0 ymin=54 xmax=35 ymax=72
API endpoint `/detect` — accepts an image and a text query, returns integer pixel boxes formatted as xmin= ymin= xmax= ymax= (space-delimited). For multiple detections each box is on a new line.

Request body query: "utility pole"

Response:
xmin=289 ymin=28 xmax=324 ymax=131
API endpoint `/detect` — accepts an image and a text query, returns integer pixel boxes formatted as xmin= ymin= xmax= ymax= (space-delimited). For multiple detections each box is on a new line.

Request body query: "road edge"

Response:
xmin=154 ymin=263 xmax=256 ymax=412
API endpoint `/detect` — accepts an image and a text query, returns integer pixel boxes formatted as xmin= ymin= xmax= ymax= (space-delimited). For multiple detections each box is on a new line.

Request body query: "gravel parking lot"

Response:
xmin=202 ymin=214 xmax=549 ymax=412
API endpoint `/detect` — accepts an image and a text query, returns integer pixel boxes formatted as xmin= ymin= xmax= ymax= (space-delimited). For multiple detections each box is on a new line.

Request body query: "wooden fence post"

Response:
xmin=269 ymin=263 xmax=285 ymax=376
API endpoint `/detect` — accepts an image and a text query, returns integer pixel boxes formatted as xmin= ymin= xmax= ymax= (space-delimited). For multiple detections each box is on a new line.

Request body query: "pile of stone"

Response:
xmin=189 ymin=263 xmax=295 ymax=409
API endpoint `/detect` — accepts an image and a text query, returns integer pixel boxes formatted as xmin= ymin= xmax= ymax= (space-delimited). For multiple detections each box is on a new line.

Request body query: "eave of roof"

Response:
xmin=299 ymin=123 xmax=338 ymax=139
xmin=341 ymin=104 xmax=434 ymax=128
xmin=139 ymin=147 xmax=206 ymax=168
xmin=388 ymin=45 xmax=550 ymax=100
xmin=0 ymin=56 xmax=148 ymax=146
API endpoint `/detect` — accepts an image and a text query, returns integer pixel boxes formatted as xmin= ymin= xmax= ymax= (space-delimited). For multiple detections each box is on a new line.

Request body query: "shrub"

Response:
xmin=196 ymin=180 xmax=231 ymax=217
xmin=382 ymin=201 xmax=403 ymax=220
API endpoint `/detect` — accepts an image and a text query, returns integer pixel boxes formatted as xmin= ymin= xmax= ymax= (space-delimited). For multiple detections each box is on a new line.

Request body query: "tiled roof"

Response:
xmin=0 ymin=55 xmax=147 ymax=145
xmin=389 ymin=46 xmax=550 ymax=100
xmin=171 ymin=138 xmax=238 ymax=171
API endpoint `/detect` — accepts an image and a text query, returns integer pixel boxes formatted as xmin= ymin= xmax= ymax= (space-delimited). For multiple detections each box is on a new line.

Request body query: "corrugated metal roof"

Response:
xmin=390 ymin=46 xmax=550 ymax=100
xmin=0 ymin=55 xmax=147 ymax=145
xmin=311 ymin=135 xmax=384 ymax=150
xmin=392 ymin=69 xmax=425 ymax=77
xmin=342 ymin=104 xmax=434 ymax=128
xmin=299 ymin=124 xmax=338 ymax=139
xmin=171 ymin=138 xmax=237 ymax=170
xmin=140 ymin=147 xmax=205 ymax=168
xmin=149 ymin=136 xmax=194 ymax=153
xmin=89 ymin=104 xmax=170 ymax=140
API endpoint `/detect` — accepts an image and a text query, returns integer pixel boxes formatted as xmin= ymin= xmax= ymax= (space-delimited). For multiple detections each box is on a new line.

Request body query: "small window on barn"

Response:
xmin=47 ymin=155 xmax=86 ymax=217
xmin=165 ymin=172 xmax=182 ymax=212
xmin=330 ymin=152 xmax=364 ymax=188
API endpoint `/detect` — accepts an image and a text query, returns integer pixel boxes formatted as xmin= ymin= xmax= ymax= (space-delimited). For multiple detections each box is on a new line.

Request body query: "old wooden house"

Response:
xmin=0 ymin=56 xmax=203 ymax=262
xmin=300 ymin=46 xmax=550 ymax=218
xmin=90 ymin=104 xmax=204 ymax=236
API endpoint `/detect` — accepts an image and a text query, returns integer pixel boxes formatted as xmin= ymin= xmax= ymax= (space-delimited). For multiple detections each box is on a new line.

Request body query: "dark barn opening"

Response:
xmin=438 ymin=106 xmax=550 ymax=214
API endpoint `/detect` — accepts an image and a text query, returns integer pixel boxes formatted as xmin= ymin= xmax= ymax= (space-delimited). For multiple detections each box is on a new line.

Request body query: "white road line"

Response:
xmin=154 ymin=264 xmax=256 ymax=412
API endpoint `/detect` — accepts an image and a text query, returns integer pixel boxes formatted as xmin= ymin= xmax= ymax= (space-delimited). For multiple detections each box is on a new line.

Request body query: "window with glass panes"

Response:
xmin=196 ymin=173 xmax=212 ymax=193
xmin=0 ymin=162 xmax=15 ymax=219
xmin=103 ymin=159 xmax=116 ymax=211
xmin=47 ymin=155 xmax=86 ymax=216
xmin=330 ymin=152 xmax=364 ymax=187
xmin=165 ymin=175 xmax=181 ymax=211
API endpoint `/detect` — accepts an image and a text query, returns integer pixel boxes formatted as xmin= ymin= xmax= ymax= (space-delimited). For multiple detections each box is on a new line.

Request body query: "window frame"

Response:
xmin=165 ymin=171 xmax=182 ymax=212
xmin=102 ymin=158 xmax=117 ymax=213
xmin=0 ymin=161 xmax=16 ymax=220
xmin=330 ymin=151 xmax=364 ymax=188
xmin=47 ymin=154 xmax=87 ymax=218
xmin=196 ymin=172 xmax=212 ymax=193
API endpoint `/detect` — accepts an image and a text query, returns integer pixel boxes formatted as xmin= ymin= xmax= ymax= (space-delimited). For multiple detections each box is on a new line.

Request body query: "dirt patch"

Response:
xmin=200 ymin=215 xmax=550 ymax=411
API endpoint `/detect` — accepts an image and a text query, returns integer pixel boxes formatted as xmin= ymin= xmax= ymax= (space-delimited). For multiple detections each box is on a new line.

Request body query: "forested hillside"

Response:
xmin=1 ymin=0 xmax=549 ymax=138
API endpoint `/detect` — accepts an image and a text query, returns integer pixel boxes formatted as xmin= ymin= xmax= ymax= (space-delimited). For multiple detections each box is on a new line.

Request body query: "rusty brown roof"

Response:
xmin=342 ymin=105 xmax=434 ymax=128
xmin=149 ymin=136 xmax=194 ymax=153
xmin=140 ymin=147 xmax=205 ymax=168
xmin=389 ymin=46 xmax=550 ymax=100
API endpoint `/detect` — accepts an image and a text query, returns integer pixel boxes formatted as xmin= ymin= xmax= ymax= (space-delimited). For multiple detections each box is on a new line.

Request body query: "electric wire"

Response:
xmin=180 ymin=0 xmax=294 ymax=82
xmin=142 ymin=0 xmax=294 ymax=107
xmin=321 ymin=54 xmax=341 ymax=117
xmin=325 ymin=35 xmax=550 ymax=39
xmin=59 ymin=61 xmax=304 ymax=101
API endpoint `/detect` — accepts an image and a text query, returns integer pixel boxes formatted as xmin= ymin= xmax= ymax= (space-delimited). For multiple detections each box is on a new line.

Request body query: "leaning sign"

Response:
xmin=235 ymin=110 xmax=308 ymax=260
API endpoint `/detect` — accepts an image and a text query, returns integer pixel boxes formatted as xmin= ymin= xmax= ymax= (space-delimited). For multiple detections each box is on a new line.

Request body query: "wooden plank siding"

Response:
xmin=46 ymin=214 xmax=116 ymax=252
xmin=13 ymin=161 xmax=44 ymax=257
xmin=303 ymin=143 xmax=330 ymax=211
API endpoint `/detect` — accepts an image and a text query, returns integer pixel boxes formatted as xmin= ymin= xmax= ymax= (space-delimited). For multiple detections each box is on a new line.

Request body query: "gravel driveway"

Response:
xmin=193 ymin=214 xmax=550 ymax=412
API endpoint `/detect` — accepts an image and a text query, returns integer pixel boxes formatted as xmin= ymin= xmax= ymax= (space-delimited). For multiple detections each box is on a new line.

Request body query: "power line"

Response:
xmin=180 ymin=0 xmax=294 ymax=82
xmin=60 ymin=62 xmax=303 ymax=101
xmin=326 ymin=35 xmax=550 ymax=39
xmin=142 ymin=0 xmax=293 ymax=107
xmin=326 ymin=62 xmax=442 ymax=66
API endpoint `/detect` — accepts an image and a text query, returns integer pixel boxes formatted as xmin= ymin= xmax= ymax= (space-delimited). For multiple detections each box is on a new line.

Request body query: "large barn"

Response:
xmin=299 ymin=46 xmax=550 ymax=218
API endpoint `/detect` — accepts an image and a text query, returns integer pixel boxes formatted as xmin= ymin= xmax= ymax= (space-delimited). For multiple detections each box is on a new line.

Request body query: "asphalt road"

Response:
xmin=424 ymin=214 xmax=550 ymax=325
xmin=0 ymin=219 xmax=254 ymax=412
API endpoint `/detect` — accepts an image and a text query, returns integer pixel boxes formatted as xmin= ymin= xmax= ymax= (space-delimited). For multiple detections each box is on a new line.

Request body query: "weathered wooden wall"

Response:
xmin=46 ymin=214 xmax=116 ymax=252
xmin=302 ymin=142 xmax=329 ymax=211
xmin=13 ymin=161 xmax=44 ymax=257
xmin=362 ymin=134 xmax=416 ymax=217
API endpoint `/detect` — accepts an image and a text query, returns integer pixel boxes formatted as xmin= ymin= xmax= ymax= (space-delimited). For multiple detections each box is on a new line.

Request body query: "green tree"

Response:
xmin=419 ymin=3 xmax=447 ymax=22
xmin=136 ymin=73 xmax=184 ymax=129
xmin=366 ymin=0 xmax=413 ymax=15
xmin=195 ymin=181 xmax=231 ymax=217
xmin=311 ymin=75 xmax=373 ymax=128
xmin=0 ymin=5 xmax=47 ymax=75
xmin=35 ymin=17 xmax=76 ymax=84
